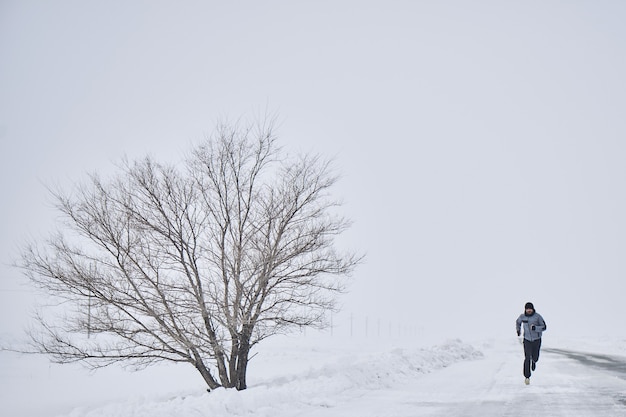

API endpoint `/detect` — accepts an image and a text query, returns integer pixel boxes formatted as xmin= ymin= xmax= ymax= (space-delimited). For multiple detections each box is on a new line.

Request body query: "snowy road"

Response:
xmin=543 ymin=347 xmax=626 ymax=380
xmin=294 ymin=340 xmax=626 ymax=417
xmin=3 ymin=338 xmax=626 ymax=416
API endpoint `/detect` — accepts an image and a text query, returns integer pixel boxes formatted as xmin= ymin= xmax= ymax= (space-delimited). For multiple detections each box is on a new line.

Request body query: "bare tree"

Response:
xmin=17 ymin=119 xmax=361 ymax=390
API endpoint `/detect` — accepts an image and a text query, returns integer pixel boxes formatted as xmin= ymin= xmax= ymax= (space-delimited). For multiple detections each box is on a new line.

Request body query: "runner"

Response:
xmin=515 ymin=302 xmax=547 ymax=384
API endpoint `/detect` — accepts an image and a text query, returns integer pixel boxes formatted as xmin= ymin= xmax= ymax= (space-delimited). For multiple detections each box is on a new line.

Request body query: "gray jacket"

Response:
xmin=516 ymin=312 xmax=547 ymax=341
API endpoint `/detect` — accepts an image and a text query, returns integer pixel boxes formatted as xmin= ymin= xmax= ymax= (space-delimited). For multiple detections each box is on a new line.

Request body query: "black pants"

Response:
xmin=523 ymin=338 xmax=542 ymax=378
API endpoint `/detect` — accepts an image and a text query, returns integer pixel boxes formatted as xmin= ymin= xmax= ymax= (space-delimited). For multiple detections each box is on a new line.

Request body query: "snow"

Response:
xmin=2 ymin=334 xmax=626 ymax=417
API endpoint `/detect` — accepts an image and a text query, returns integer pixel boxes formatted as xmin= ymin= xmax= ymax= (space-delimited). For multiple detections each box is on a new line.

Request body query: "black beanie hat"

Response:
xmin=525 ymin=302 xmax=535 ymax=310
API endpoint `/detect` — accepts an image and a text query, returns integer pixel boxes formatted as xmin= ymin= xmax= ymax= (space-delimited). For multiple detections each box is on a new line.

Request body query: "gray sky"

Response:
xmin=2 ymin=1 xmax=626 ymax=342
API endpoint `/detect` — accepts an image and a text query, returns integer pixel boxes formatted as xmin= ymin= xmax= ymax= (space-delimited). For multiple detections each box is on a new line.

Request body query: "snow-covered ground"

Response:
xmin=2 ymin=334 xmax=626 ymax=417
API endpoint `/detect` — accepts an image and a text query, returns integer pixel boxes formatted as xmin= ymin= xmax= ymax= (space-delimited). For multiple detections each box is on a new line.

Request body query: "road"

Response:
xmin=300 ymin=339 xmax=626 ymax=417
xmin=412 ymin=341 xmax=626 ymax=416
xmin=543 ymin=347 xmax=626 ymax=381
xmin=3 ymin=338 xmax=625 ymax=417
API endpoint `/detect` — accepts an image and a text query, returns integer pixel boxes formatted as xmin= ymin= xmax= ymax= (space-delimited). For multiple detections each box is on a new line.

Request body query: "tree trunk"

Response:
xmin=194 ymin=359 xmax=221 ymax=391
xmin=235 ymin=350 xmax=249 ymax=390
xmin=201 ymin=311 xmax=231 ymax=387
xmin=235 ymin=327 xmax=252 ymax=390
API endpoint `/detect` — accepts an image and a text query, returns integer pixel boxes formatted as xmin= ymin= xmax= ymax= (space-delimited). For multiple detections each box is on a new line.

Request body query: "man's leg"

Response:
xmin=523 ymin=339 xmax=532 ymax=378
xmin=531 ymin=338 xmax=542 ymax=369
xmin=533 ymin=338 xmax=542 ymax=362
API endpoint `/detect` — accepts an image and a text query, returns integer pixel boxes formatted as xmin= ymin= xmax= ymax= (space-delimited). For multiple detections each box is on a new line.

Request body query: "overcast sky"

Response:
xmin=2 ymin=1 xmax=626 ymax=343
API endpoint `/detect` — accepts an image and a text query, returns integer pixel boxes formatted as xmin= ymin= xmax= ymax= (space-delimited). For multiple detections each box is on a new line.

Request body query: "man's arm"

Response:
xmin=515 ymin=315 xmax=522 ymax=335
xmin=539 ymin=315 xmax=547 ymax=331
xmin=530 ymin=315 xmax=547 ymax=331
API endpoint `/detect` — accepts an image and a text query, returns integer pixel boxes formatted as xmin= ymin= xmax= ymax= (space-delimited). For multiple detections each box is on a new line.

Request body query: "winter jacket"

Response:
xmin=516 ymin=312 xmax=547 ymax=342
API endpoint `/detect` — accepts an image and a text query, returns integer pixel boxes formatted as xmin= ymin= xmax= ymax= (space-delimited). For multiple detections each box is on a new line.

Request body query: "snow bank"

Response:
xmin=60 ymin=339 xmax=483 ymax=417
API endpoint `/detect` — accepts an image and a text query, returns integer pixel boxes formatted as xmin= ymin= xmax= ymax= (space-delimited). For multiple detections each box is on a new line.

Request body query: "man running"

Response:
xmin=516 ymin=302 xmax=547 ymax=385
